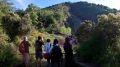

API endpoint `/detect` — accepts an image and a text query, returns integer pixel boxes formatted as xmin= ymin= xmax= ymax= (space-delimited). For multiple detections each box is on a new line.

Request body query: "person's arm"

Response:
xmin=49 ymin=44 xmax=53 ymax=53
xmin=59 ymin=47 xmax=63 ymax=58
xmin=44 ymin=44 xmax=47 ymax=52
xmin=42 ymin=41 xmax=44 ymax=45
xmin=50 ymin=46 xmax=54 ymax=55
xmin=27 ymin=41 xmax=31 ymax=47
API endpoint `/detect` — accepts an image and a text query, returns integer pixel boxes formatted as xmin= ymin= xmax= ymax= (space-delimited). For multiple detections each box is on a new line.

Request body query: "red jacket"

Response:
xmin=19 ymin=41 xmax=30 ymax=54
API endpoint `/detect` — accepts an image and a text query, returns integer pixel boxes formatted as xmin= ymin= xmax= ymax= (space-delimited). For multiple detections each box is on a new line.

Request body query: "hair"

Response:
xmin=64 ymin=37 xmax=70 ymax=45
xmin=38 ymin=36 xmax=42 ymax=40
xmin=53 ymin=39 xmax=58 ymax=45
xmin=47 ymin=39 xmax=50 ymax=42
xmin=23 ymin=36 xmax=28 ymax=41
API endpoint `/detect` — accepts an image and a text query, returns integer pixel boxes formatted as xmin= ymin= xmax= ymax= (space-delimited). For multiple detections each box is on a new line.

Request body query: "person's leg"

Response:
xmin=57 ymin=61 xmax=60 ymax=67
xmin=47 ymin=58 xmax=50 ymax=67
xmin=36 ymin=59 xmax=38 ymax=67
xmin=36 ymin=52 xmax=42 ymax=67
xmin=65 ymin=57 xmax=69 ymax=67
xmin=36 ymin=58 xmax=41 ymax=67
xmin=35 ymin=52 xmax=39 ymax=67
xmin=47 ymin=58 xmax=50 ymax=63
xmin=51 ymin=59 xmax=55 ymax=67
xmin=26 ymin=53 xmax=30 ymax=67
xmin=24 ymin=53 xmax=30 ymax=67
xmin=22 ymin=54 xmax=25 ymax=67
xmin=39 ymin=59 xmax=42 ymax=67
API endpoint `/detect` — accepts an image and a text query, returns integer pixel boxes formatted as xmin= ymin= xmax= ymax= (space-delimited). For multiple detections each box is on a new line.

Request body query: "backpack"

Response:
xmin=19 ymin=42 xmax=25 ymax=54
xmin=51 ymin=45 xmax=63 ymax=59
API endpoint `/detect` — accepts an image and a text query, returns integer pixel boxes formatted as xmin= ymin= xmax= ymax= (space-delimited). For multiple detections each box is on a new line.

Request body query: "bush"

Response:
xmin=76 ymin=32 xmax=106 ymax=62
xmin=59 ymin=26 xmax=71 ymax=35
xmin=0 ymin=45 xmax=18 ymax=67
xmin=76 ymin=13 xmax=120 ymax=67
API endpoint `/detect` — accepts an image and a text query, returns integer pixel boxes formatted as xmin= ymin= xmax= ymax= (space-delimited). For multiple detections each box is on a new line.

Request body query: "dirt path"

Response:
xmin=16 ymin=54 xmax=91 ymax=67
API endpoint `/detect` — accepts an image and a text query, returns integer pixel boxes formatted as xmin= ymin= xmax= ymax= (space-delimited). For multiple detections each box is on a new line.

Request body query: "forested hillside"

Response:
xmin=47 ymin=2 xmax=118 ymax=32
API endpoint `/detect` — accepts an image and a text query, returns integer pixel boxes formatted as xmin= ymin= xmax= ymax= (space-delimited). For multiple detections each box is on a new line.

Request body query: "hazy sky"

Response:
xmin=11 ymin=0 xmax=120 ymax=10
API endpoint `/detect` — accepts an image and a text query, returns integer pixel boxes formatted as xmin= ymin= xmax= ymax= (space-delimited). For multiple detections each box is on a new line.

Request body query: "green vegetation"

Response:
xmin=76 ymin=13 xmax=120 ymax=67
xmin=1 ymin=0 xmax=120 ymax=67
xmin=59 ymin=26 xmax=71 ymax=35
xmin=0 ymin=45 xmax=18 ymax=67
xmin=49 ymin=2 xmax=117 ymax=32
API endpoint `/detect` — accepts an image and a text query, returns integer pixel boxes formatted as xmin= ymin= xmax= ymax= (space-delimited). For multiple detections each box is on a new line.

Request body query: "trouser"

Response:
xmin=47 ymin=58 xmax=51 ymax=63
xmin=51 ymin=59 xmax=61 ymax=67
xmin=22 ymin=53 xmax=30 ymax=67
xmin=47 ymin=58 xmax=51 ymax=67
xmin=65 ymin=57 xmax=73 ymax=67
xmin=51 ymin=62 xmax=60 ymax=67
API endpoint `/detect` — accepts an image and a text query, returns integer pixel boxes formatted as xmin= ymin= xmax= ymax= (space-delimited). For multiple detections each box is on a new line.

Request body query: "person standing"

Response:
xmin=64 ymin=37 xmax=74 ymax=67
xmin=19 ymin=36 xmax=30 ymax=67
xmin=51 ymin=39 xmax=63 ymax=67
xmin=35 ymin=36 xmax=44 ymax=67
xmin=44 ymin=39 xmax=52 ymax=67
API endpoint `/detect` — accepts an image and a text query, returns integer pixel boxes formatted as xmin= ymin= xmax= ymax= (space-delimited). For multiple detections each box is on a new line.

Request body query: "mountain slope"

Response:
xmin=46 ymin=1 xmax=118 ymax=32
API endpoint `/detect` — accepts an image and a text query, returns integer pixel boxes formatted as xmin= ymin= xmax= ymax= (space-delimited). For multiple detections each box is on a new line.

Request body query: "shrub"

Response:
xmin=0 ymin=45 xmax=18 ymax=67
xmin=59 ymin=26 xmax=71 ymax=35
xmin=76 ymin=13 xmax=120 ymax=67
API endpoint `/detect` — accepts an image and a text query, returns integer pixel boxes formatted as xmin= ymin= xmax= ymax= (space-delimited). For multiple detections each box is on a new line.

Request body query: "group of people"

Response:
xmin=19 ymin=36 xmax=74 ymax=67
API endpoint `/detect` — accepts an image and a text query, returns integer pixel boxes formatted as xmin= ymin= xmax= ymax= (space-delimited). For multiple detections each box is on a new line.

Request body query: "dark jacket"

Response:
xmin=64 ymin=43 xmax=73 ymax=58
xmin=51 ymin=45 xmax=63 ymax=62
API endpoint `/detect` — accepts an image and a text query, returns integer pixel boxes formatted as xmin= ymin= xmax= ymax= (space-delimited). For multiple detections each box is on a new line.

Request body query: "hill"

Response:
xmin=46 ymin=1 xmax=118 ymax=32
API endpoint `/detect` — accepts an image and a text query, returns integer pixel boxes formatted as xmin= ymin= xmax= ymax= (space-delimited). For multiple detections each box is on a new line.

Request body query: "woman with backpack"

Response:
xmin=19 ymin=36 xmax=30 ymax=67
xmin=44 ymin=39 xmax=52 ymax=66
xmin=51 ymin=39 xmax=63 ymax=67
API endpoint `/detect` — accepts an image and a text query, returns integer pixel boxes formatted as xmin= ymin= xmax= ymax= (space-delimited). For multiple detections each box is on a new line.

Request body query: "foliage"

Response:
xmin=76 ymin=13 xmax=120 ymax=67
xmin=0 ymin=0 xmax=12 ymax=23
xmin=59 ymin=26 xmax=71 ymax=35
xmin=0 ymin=0 xmax=12 ymax=13
xmin=0 ymin=45 xmax=18 ymax=67
xmin=24 ymin=3 xmax=69 ymax=34
xmin=0 ymin=33 xmax=9 ymax=49
xmin=76 ymin=20 xmax=94 ymax=44
xmin=26 ymin=4 xmax=39 ymax=25
xmin=19 ymin=13 xmax=32 ymax=36
xmin=2 ymin=13 xmax=32 ymax=41
xmin=49 ymin=2 xmax=117 ymax=32
xmin=2 ymin=13 xmax=21 ymax=41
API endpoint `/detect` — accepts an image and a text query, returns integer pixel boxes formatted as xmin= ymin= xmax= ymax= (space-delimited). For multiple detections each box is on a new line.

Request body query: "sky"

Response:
xmin=11 ymin=0 xmax=120 ymax=10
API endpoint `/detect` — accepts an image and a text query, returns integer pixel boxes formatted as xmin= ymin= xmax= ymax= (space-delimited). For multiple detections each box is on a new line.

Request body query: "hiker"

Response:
xmin=64 ymin=37 xmax=74 ymax=67
xmin=19 ymin=36 xmax=30 ymax=67
xmin=35 ymin=36 xmax=44 ymax=67
xmin=51 ymin=39 xmax=63 ymax=67
xmin=44 ymin=39 xmax=52 ymax=66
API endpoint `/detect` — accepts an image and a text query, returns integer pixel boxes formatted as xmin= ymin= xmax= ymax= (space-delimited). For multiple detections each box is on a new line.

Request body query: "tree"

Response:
xmin=76 ymin=20 xmax=94 ymax=44
xmin=0 ymin=0 xmax=12 ymax=13
xmin=59 ymin=26 xmax=71 ymax=35
xmin=19 ymin=13 xmax=32 ymax=36
xmin=26 ymin=4 xmax=40 ymax=25
xmin=15 ymin=9 xmax=25 ymax=17
xmin=76 ymin=13 xmax=120 ymax=67
xmin=2 ymin=13 xmax=32 ymax=41
xmin=0 ymin=0 xmax=12 ymax=23
xmin=2 ymin=13 xmax=21 ymax=41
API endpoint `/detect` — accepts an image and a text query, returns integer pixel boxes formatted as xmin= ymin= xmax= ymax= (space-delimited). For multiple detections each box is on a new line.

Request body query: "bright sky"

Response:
xmin=11 ymin=0 xmax=120 ymax=10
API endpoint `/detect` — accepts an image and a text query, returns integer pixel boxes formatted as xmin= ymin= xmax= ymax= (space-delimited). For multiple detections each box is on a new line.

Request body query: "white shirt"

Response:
xmin=44 ymin=42 xmax=52 ymax=53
